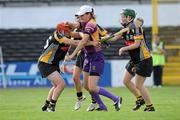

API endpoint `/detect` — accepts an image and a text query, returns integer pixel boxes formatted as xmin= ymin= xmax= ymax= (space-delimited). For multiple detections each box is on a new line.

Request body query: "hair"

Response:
xmin=136 ymin=18 xmax=144 ymax=25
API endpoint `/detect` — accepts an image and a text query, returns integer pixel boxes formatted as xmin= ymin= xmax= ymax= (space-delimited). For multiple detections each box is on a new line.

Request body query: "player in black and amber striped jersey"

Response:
xmin=106 ymin=9 xmax=155 ymax=112
xmin=39 ymin=22 xmax=99 ymax=112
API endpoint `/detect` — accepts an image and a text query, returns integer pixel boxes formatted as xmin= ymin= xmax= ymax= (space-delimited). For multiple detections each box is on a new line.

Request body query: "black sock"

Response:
xmin=45 ymin=100 xmax=50 ymax=105
xmin=92 ymin=98 xmax=96 ymax=104
xmin=50 ymin=99 xmax=57 ymax=107
xmin=77 ymin=92 xmax=83 ymax=100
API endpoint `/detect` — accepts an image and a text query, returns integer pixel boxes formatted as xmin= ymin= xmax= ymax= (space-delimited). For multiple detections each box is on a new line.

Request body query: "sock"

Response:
xmin=136 ymin=96 xmax=143 ymax=101
xmin=77 ymin=92 xmax=83 ymax=100
xmin=90 ymin=92 xmax=107 ymax=109
xmin=45 ymin=100 xmax=50 ymax=105
xmin=89 ymin=92 xmax=96 ymax=103
xmin=50 ymin=99 xmax=57 ymax=107
xmin=98 ymin=87 xmax=118 ymax=102
xmin=146 ymin=104 xmax=153 ymax=108
xmin=91 ymin=98 xmax=97 ymax=104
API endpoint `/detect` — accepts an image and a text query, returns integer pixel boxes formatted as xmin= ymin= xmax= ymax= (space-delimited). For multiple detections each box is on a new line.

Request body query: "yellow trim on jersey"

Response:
xmin=54 ymin=31 xmax=65 ymax=43
xmin=141 ymin=43 xmax=151 ymax=59
xmin=40 ymin=50 xmax=53 ymax=63
xmin=134 ymin=35 xmax=144 ymax=41
xmin=98 ymin=29 xmax=107 ymax=37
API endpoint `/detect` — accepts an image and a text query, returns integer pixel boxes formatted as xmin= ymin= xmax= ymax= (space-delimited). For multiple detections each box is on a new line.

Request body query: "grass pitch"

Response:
xmin=0 ymin=86 xmax=180 ymax=120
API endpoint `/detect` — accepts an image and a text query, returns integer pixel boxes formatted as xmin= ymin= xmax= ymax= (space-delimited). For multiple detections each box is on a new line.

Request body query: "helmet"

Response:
xmin=56 ymin=22 xmax=70 ymax=34
xmin=122 ymin=9 xmax=136 ymax=18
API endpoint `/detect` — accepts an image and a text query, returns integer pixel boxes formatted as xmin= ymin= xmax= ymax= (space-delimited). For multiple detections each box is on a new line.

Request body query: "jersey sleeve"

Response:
xmin=133 ymin=27 xmax=144 ymax=41
xmin=84 ymin=22 xmax=96 ymax=35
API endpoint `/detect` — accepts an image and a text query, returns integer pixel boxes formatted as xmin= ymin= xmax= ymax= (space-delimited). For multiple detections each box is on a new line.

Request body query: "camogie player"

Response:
xmin=72 ymin=24 xmax=109 ymax=111
xmin=104 ymin=9 xmax=155 ymax=112
xmin=39 ymin=22 xmax=99 ymax=112
xmin=66 ymin=5 xmax=122 ymax=111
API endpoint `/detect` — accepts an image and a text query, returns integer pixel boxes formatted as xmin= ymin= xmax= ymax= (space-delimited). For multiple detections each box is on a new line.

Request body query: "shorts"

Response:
xmin=83 ymin=51 xmax=104 ymax=76
xmin=75 ymin=51 xmax=85 ymax=69
xmin=125 ymin=57 xmax=153 ymax=77
xmin=38 ymin=61 xmax=60 ymax=78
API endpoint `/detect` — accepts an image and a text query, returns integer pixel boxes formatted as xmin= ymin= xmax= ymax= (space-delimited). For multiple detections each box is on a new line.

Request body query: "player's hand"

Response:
xmin=92 ymin=41 xmax=101 ymax=48
xmin=119 ymin=47 xmax=126 ymax=56
xmin=60 ymin=64 xmax=65 ymax=73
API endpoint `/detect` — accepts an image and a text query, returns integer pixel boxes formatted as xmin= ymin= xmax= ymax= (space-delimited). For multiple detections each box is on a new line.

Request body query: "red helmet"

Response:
xmin=56 ymin=22 xmax=70 ymax=35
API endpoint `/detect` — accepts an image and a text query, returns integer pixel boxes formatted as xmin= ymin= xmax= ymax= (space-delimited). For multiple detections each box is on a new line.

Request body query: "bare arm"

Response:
xmin=66 ymin=34 xmax=89 ymax=60
xmin=66 ymin=21 xmax=80 ymax=30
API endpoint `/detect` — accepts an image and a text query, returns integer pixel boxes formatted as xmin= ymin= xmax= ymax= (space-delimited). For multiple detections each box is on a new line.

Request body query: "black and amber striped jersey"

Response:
xmin=122 ymin=23 xmax=151 ymax=63
xmin=39 ymin=31 xmax=70 ymax=65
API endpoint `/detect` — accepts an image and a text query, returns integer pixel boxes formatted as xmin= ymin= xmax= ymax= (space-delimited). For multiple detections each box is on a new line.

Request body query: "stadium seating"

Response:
xmin=0 ymin=28 xmax=133 ymax=62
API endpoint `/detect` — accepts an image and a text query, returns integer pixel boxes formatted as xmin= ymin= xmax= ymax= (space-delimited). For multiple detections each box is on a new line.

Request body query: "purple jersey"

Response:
xmin=81 ymin=19 xmax=102 ymax=54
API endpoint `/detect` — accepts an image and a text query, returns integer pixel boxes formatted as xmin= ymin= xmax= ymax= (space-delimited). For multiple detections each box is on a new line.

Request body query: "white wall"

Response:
xmin=111 ymin=60 xmax=153 ymax=87
xmin=0 ymin=3 xmax=180 ymax=28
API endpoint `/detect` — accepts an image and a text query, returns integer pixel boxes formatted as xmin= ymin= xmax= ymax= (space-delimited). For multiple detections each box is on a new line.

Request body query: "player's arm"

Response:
xmin=70 ymin=32 xmax=82 ymax=39
xmin=119 ymin=27 xmax=143 ymax=55
xmin=66 ymin=34 xmax=89 ymax=60
xmin=54 ymin=31 xmax=79 ymax=46
xmin=65 ymin=21 xmax=80 ymax=30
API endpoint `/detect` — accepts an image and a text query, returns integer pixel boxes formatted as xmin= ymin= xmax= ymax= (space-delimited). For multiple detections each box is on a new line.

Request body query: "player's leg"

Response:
xmin=41 ymin=86 xmax=55 ymax=111
xmin=135 ymin=57 xmax=155 ymax=112
xmin=89 ymin=53 xmax=122 ymax=111
xmin=73 ymin=66 xmax=86 ymax=110
xmin=83 ymin=71 xmax=98 ymax=111
xmin=88 ymin=75 xmax=107 ymax=111
xmin=46 ymin=71 xmax=66 ymax=112
xmin=123 ymin=61 xmax=145 ymax=111
xmin=135 ymin=74 xmax=155 ymax=111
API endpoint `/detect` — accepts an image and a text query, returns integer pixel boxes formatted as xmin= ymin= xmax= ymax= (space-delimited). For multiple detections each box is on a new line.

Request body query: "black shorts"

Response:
xmin=125 ymin=57 xmax=153 ymax=77
xmin=38 ymin=61 xmax=60 ymax=78
xmin=75 ymin=51 xmax=85 ymax=69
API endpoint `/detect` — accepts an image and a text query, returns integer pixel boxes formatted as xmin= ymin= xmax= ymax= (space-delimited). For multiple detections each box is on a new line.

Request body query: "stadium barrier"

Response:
xmin=0 ymin=61 xmax=153 ymax=88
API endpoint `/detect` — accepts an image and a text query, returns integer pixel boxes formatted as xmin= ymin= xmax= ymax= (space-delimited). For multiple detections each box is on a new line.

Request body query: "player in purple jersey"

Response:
xmin=66 ymin=5 xmax=122 ymax=111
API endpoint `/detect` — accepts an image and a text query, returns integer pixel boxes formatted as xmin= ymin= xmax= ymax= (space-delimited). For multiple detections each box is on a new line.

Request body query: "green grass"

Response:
xmin=0 ymin=86 xmax=180 ymax=120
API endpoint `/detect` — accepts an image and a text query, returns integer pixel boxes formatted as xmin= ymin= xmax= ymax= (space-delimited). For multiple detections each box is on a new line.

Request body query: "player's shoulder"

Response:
xmin=130 ymin=23 xmax=143 ymax=35
xmin=86 ymin=19 xmax=97 ymax=28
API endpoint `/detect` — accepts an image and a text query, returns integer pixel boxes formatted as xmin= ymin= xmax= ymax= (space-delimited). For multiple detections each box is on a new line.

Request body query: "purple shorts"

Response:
xmin=83 ymin=51 xmax=104 ymax=76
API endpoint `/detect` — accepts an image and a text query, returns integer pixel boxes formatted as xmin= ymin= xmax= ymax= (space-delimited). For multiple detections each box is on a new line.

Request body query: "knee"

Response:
xmin=89 ymin=86 xmax=97 ymax=93
xmin=135 ymin=84 xmax=142 ymax=91
xmin=57 ymin=80 xmax=66 ymax=90
xmin=73 ymin=76 xmax=80 ymax=84
xmin=84 ymin=85 xmax=89 ymax=91
xmin=123 ymin=79 xmax=129 ymax=86
xmin=72 ymin=75 xmax=78 ymax=82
